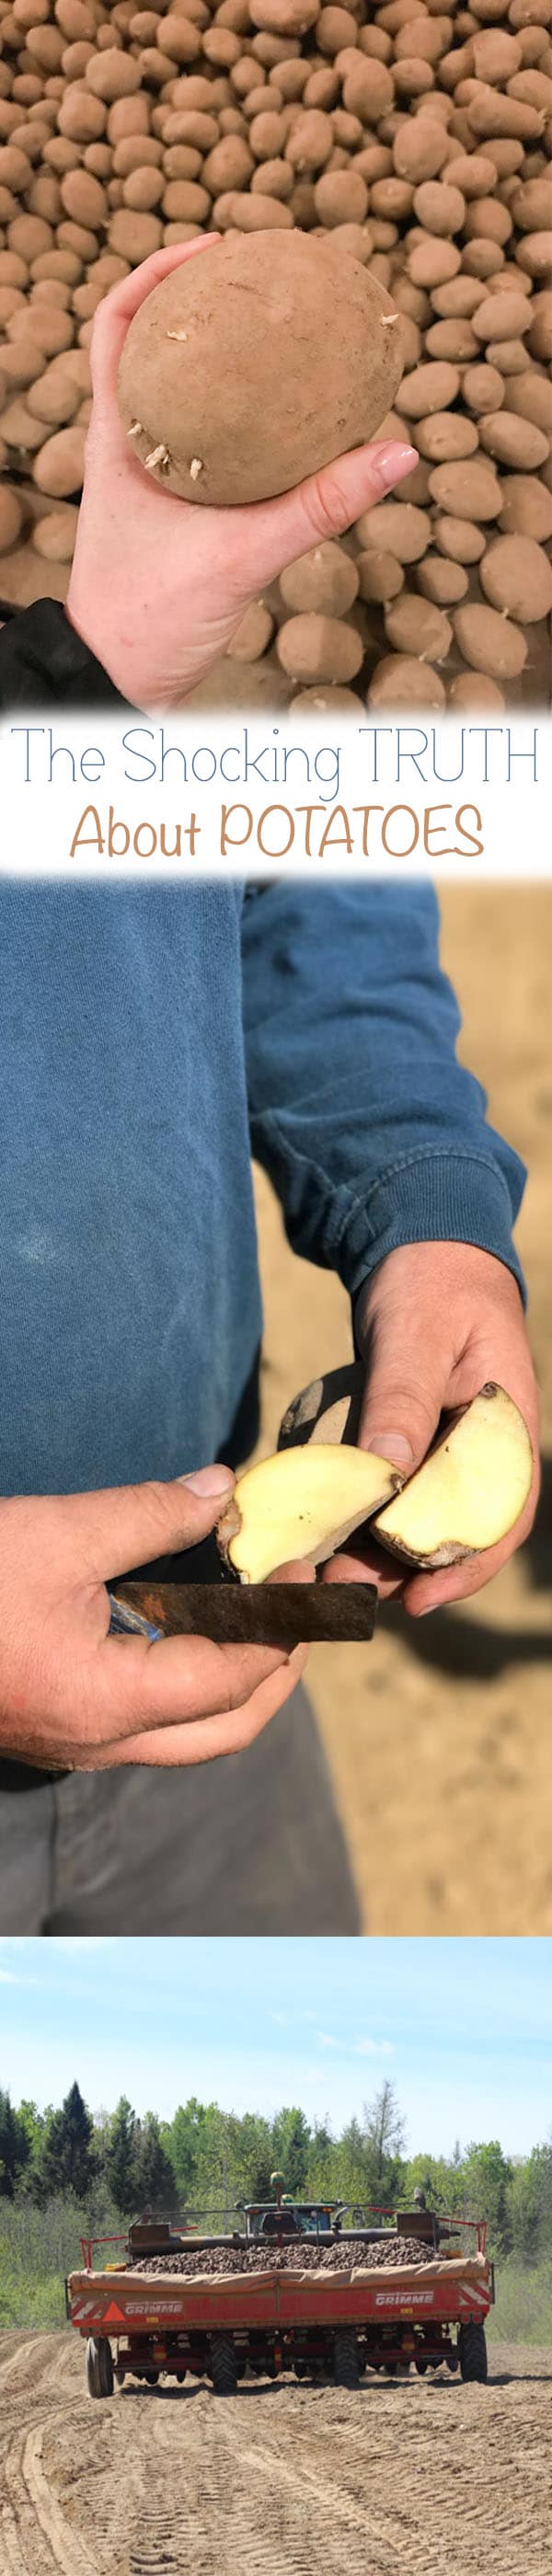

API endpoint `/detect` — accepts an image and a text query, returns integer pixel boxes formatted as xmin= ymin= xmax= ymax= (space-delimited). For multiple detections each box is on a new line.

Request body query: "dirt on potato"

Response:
xmin=1 ymin=2329 xmax=550 ymax=2576
xmin=253 ymin=884 xmax=552 ymax=1937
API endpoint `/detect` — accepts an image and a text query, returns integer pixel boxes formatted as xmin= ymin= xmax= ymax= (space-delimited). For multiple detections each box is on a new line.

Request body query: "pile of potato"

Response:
xmin=0 ymin=0 xmax=550 ymax=710
xmin=132 ymin=2233 xmax=439 ymax=2275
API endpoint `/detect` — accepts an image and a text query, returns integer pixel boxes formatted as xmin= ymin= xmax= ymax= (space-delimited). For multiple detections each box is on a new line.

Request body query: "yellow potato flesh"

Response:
xmin=218 ymin=1442 xmax=399 ymax=1582
xmin=373 ymin=1385 xmax=533 ymax=1567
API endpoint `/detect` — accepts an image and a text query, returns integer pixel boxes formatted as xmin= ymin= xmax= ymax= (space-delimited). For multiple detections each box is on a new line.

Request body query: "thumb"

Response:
xmin=247 ymin=438 xmax=418 ymax=590
xmin=358 ymin=1325 xmax=450 ymax=1479
xmin=63 ymin=1465 xmax=236 ymax=1584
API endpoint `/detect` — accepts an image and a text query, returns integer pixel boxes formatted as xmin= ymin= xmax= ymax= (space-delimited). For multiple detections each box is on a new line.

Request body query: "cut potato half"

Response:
xmin=217 ymin=1443 xmax=401 ymax=1583
xmin=372 ymin=1383 xmax=533 ymax=1568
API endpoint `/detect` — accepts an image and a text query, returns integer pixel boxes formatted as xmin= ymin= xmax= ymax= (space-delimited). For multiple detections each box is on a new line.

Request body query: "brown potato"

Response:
xmin=398 ymin=359 xmax=460 ymax=418
xmin=26 ymin=358 xmax=83 ymax=423
xmin=367 ymin=652 xmax=446 ymax=708
xmin=480 ymin=533 xmax=552 ymax=621
xmin=286 ymin=109 xmax=333 ymax=168
xmin=416 ymin=412 xmax=479 ymax=463
xmin=60 ymin=167 xmax=107 ymax=228
xmin=498 ymin=474 xmax=552 ymax=541
xmin=454 ymin=599 xmax=527 ymax=678
xmin=357 ymin=546 xmax=405 ymax=604
xmin=276 ymin=612 xmax=364 ymax=684
xmin=473 ymin=291 xmax=532 ymax=344
xmin=226 ymin=600 xmax=274 ymax=659
xmin=418 ymin=552 xmax=469 ymax=604
xmin=314 ymin=168 xmax=369 ymax=224
xmin=384 ymin=592 xmax=453 ymax=660
xmin=86 ymin=51 xmax=143 ymax=104
xmin=464 ymin=362 xmax=505 ymax=414
xmin=109 ymin=209 xmax=163 ymax=259
xmin=290 ymin=685 xmax=362 ymax=712
xmin=356 ymin=501 xmax=431 ymax=563
xmin=0 ymin=485 xmax=24 ymax=552
xmin=30 ymin=501 xmax=78 ymax=559
xmin=413 ymin=179 xmax=466 ymax=233
xmin=425 ymin=317 xmax=478 ymax=362
xmin=435 ymin=513 xmax=486 ymax=562
xmin=117 ymin=234 xmax=405 ymax=506
xmin=448 ymin=672 xmax=506 ymax=711
xmin=393 ymin=121 xmax=450 ymax=184
xmin=32 ymin=420 xmax=86 ymax=493
xmin=504 ymin=371 xmax=552 ymax=432
xmin=429 ymin=456 xmax=502 ymax=519
xmin=280 ymin=540 xmax=359 ymax=615
xmin=213 ymin=190 xmax=294 ymax=227
xmin=479 ymin=408 xmax=550 ymax=469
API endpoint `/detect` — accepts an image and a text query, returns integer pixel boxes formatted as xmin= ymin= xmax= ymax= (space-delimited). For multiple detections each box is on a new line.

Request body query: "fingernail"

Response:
xmin=372 ymin=443 xmax=418 ymax=495
xmin=178 ymin=1464 xmax=235 ymax=1497
xmin=368 ymin=1432 xmax=417 ymax=1468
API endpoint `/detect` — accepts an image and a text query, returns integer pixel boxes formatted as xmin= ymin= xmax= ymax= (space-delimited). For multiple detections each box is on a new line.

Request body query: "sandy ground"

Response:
xmin=253 ymin=885 xmax=552 ymax=1934
xmin=0 ymin=2330 xmax=549 ymax=2576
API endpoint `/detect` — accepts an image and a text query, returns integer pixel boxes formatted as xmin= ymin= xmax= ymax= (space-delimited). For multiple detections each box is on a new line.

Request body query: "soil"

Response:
xmin=254 ymin=884 xmax=552 ymax=1935
xmin=1 ymin=2331 xmax=549 ymax=2576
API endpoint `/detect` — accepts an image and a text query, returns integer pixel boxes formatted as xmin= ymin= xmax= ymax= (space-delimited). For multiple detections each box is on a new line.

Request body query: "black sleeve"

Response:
xmin=0 ymin=599 xmax=133 ymax=710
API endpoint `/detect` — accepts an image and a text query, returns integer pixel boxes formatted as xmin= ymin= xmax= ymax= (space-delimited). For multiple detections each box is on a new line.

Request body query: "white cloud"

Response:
xmin=316 ymin=2033 xmax=339 ymax=2050
xmin=354 ymin=2039 xmax=394 ymax=2058
xmin=0 ymin=1966 xmax=40 ymax=1987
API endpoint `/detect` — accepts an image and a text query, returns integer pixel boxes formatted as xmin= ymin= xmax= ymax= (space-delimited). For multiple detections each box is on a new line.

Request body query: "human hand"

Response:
xmin=0 ymin=1466 xmax=307 ymax=1771
xmin=66 ymin=238 xmax=417 ymax=707
xmin=321 ymin=1243 xmax=540 ymax=1614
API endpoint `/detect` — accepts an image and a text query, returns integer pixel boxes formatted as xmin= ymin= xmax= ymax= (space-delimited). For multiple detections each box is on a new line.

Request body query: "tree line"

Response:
xmin=1 ymin=2079 xmax=550 ymax=2266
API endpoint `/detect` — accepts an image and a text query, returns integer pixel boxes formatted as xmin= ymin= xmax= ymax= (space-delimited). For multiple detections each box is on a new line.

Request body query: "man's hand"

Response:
xmin=66 ymin=238 xmax=417 ymax=707
xmin=0 ymin=1466 xmax=307 ymax=1771
xmin=321 ymin=1243 xmax=540 ymax=1614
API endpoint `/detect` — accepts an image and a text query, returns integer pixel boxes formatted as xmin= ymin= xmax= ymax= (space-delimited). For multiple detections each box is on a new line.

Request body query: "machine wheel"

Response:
xmin=144 ymin=2370 xmax=159 ymax=2386
xmin=86 ymin=2337 xmax=114 ymax=2399
xmin=334 ymin=2329 xmax=360 ymax=2391
xmin=210 ymin=2334 xmax=238 ymax=2397
xmin=458 ymin=2323 xmax=488 ymax=2384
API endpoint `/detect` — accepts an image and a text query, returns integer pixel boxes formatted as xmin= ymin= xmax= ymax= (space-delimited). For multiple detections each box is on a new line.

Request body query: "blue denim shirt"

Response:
xmin=0 ymin=880 xmax=525 ymax=1497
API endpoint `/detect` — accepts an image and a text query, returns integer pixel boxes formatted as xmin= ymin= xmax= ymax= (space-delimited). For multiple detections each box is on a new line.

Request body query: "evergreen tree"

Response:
xmin=104 ymin=2098 xmax=138 ymax=2215
xmin=36 ymin=2083 xmax=96 ymax=2203
xmin=270 ymin=2108 xmax=311 ymax=2196
xmin=133 ymin=2115 xmax=178 ymax=2212
xmin=0 ymin=2089 xmax=30 ymax=2197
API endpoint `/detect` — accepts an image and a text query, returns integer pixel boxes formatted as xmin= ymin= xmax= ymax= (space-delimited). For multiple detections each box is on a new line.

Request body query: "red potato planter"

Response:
xmin=67 ymin=2199 xmax=494 ymax=2396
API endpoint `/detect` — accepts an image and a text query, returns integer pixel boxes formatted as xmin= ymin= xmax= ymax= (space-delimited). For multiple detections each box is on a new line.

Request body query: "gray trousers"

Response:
xmin=0 ymin=1686 xmax=360 ymax=1935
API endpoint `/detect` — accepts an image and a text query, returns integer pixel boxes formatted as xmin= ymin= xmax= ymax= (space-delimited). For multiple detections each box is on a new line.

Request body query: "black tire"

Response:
xmin=210 ymin=2333 xmax=238 ymax=2397
xmin=334 ymin=2329 xmax=360 ymax=2391
xmin=86 ymin=2337 xmax=113 ymax=2399
xmin=458 ymin=2323 xmax=488 ymax=2384
xmin=144 ymin=2370 xmax=159 ymax=2386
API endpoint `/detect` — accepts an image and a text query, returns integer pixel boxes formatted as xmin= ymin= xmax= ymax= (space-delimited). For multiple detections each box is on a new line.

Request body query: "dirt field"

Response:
xmin=0 ymin=2330 xmax=549 ymax=2576
xmin=253 ymin=884 xmax=552 ymax=1935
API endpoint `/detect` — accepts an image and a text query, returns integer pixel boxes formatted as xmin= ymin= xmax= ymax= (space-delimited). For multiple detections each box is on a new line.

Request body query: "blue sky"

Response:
xmin=0 ymin=1939 xmax=550 ymax=2155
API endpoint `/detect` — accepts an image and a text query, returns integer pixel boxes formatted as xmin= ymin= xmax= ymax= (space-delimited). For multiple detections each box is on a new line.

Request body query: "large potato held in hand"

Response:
xmin=117 ymin=234 xmax=405 ymax=505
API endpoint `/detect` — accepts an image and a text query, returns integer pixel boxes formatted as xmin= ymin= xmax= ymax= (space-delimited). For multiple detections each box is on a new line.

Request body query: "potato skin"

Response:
xmin=117 ymin=231 xmax=405 ymax=505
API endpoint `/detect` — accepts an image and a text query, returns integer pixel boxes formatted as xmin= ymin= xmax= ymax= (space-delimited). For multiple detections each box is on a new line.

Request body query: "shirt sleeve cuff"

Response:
xmin=335 ymin=1149 xmax=527 ymax=1307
